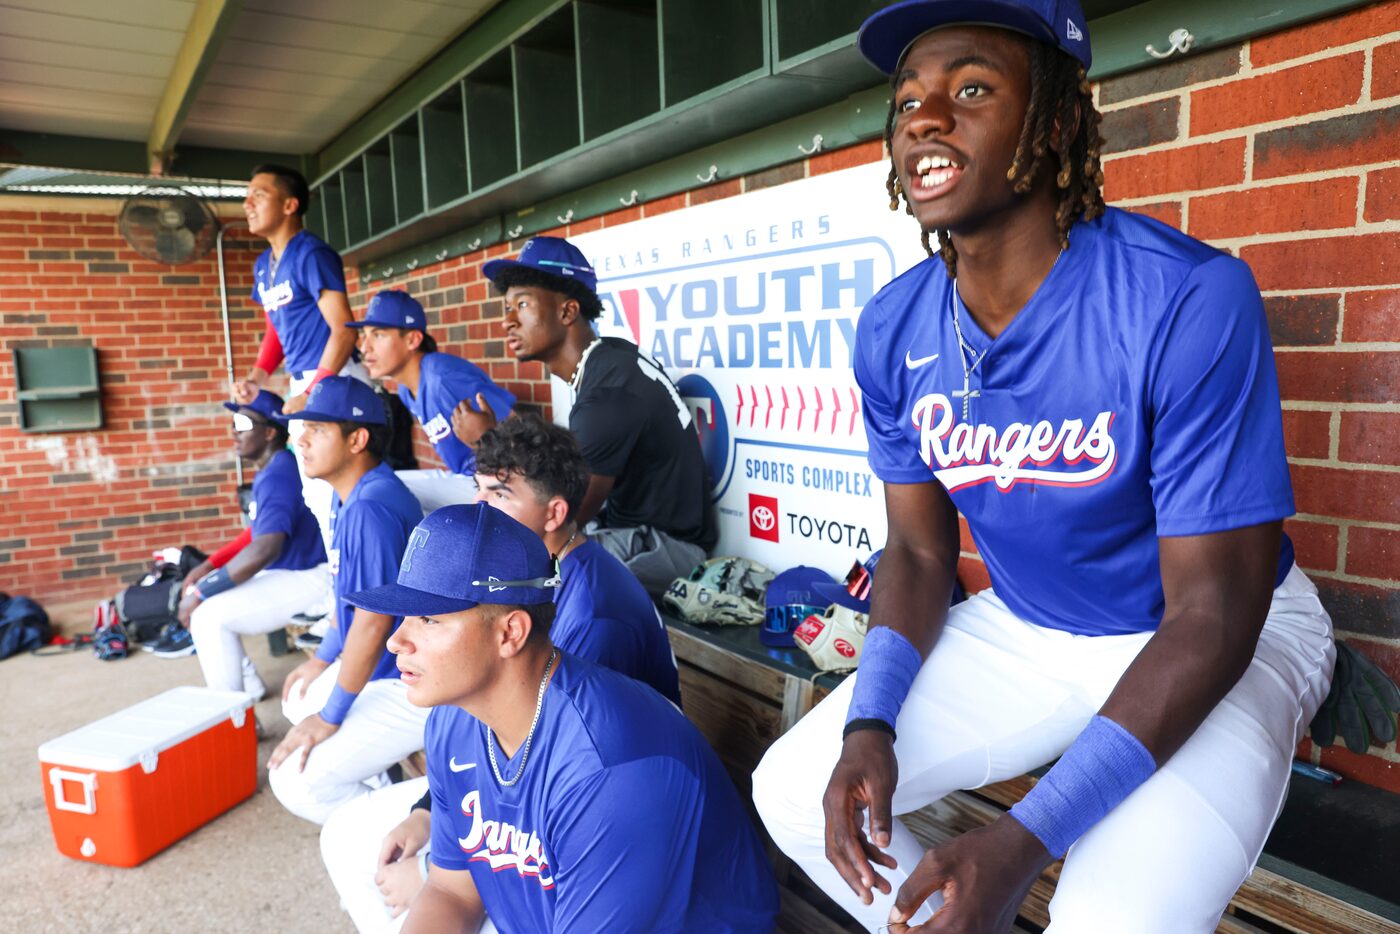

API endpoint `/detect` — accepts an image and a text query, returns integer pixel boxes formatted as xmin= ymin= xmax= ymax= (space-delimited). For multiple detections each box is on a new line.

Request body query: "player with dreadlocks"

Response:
xmin=753 ymin=2 xmax=1334 ymax=932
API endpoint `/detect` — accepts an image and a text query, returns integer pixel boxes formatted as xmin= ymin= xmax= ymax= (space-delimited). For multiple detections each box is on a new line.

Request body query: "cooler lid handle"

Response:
xmin=49 ymin=768 xmax=97 ymax=815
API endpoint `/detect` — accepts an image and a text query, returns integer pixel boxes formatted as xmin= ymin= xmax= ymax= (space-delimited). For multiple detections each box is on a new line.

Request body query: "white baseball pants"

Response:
xmin=189 ymin=565 xmax=331 ymax=694
xmin=321 ymin=776 xmax=500 ymax=934
xmin=270 ymin=660 xmax=428 ymax=825
xmin=288 ymin=361 xmax=371 ymax=551
xmin=393 ymin=468 xmax=478 ymax=517
xmin=752 ymin=564 xmax=1334 ymax=933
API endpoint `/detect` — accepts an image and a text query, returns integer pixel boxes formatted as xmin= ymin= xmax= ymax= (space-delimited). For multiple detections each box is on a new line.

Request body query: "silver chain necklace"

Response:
xmin=487 ymin=647 xmax=558 ymax=787
xmin=950 ymin=285 xmax=991 ymax=422
xmin=950 ymin=248 xmax=1065 ymax=422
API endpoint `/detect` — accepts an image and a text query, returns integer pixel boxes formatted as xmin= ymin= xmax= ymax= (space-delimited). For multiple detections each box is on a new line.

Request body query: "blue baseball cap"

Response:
xmin=762 ymin=565 xmax=837 ymax=648
xmin=222 ymin=389 xmax=284 ymax=421
xmin=346 ymin=504 xmax=560 ymax=618
xmin=813 ymin=549 xmax=884 ymax=613
xmin=481 ymin=236 xmax=598 ymax=295
xmin=278 ymin=375 xmax=386 ymax=425
xmin=345 ymin=290 xmax=427 ymax=332
xmin=858 ymin=0 xmax=1091 ymax=74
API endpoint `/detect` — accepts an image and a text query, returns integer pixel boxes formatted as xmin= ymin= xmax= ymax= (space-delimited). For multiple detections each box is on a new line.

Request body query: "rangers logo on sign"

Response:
xmin=749 ymin=493 xmax=779 ymax=543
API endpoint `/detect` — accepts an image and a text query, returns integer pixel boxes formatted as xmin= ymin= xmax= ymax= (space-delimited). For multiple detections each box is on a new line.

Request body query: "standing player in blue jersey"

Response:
xmin=170 ymin=391 xmax=329 ymax=699
xmin=343 ymin=503 xmax=777 ymax=933
xmin=267 ymin=377 xmax=428 ymax=825
xmin=234 ymin=164 xmax=370 ymax=546
xmin=351 ymin=290 xmax=516 ymax=513
xmin=318 ymin=414 xmax=683 ymax=934
xmin=753 ymin=3 xmax=1335 ymax=932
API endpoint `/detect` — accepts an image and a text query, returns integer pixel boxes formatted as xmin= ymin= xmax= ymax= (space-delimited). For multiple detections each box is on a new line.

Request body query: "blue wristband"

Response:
xmin=845 ymin=627 xmax=923 ymax=735
xmin=1009 ymin=715 xmax=1157 ymax=858
xmin=194 ymin=567 xmax=237 ymax=600
xmin=319 ymin=685 xmax=359 ymax=726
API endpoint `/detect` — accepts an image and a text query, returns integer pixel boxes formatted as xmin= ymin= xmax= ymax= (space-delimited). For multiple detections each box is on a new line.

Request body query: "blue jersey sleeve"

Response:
xmin=433 ymin=364 xmax=515 ymax=423
xmin=854 ymin=294 xmax=930 ymax=484
xmin=250 ymin=475 xmax=298 ymax=540
xmin=1147 ymin=256 xmax=1295 ymax=536
xmin=300 ymin=240 xmax=347 ymax=298
xmin=548 ymin=758 xmax=704 ymax=930
xmin=314 ymin=622 xmax=342 ymax=663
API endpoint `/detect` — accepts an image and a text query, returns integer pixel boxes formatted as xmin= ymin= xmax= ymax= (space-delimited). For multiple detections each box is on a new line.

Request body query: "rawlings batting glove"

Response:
xmin=1309 ymin=641 xmax=1400 ymax=753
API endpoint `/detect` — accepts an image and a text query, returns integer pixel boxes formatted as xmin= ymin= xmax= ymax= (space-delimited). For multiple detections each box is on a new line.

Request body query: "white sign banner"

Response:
xmin=563 ymin=161 xmax=928 ymax=578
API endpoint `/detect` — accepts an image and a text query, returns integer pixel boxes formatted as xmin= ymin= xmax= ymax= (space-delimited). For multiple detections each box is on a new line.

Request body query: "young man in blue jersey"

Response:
xmin=461 ymin=237 xmax=717 ymax=595
xmin=318 ymin=414 xmax=684 ymax=933
xmin=340 ymin=502 xmax=777 ymax=934
xmin=752 ymin=3 xmax=1335 ymax=932
xmin=351 ymin=289 xmax=516 ymax=513
xmin=167 ymin=391 xmax=329 ymax=700
xmin=266 ymin=377 xmax=428 ymax=825
xmin=233 ymin=164 xmax=370 ymax=546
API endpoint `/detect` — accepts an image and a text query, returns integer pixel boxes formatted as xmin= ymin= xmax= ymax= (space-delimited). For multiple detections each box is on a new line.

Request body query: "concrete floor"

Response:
xmin=4 ymin=608 xmax=353 ymax=934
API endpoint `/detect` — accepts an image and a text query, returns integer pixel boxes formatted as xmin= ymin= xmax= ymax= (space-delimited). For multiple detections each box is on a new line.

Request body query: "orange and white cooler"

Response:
xmin=38 ymin=686 xmax=257 ymax=867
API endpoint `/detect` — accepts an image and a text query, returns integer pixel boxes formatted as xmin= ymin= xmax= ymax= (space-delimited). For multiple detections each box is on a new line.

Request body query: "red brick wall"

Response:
xmin=1093 ymin=0 xmax=1400 ymax=791
xmin=0 ymin=209 xmax=265 ymax=607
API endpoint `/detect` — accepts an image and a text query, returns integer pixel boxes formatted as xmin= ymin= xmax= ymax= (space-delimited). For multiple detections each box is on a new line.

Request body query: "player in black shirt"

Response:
xmin=458 ymin=237 xmax=716 ymax=593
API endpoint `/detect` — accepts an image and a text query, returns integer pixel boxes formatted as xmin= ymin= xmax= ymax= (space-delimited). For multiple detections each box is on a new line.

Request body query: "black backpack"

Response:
xmin=0 ymin=593 xmax=52 ymax=660
xmin=114 ymin=546 xmax=207 ymax=643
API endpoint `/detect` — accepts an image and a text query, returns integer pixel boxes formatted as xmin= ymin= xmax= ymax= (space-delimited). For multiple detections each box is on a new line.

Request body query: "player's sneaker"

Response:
xmin=242 ymin=656 xmax=267 ymax=702
xmin=151 ymin=624 xmax=195 ymax=658
xmin=93 ymin=619 xmax=129 ymax=661
xmin=293 ymin=630 xmax=323 ymax=651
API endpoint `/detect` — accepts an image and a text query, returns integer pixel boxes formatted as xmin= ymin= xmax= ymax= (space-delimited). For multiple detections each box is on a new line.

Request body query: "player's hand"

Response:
xmin=176 ymin=591 xmax=201 ymax=627
xmin=823 ymin=729 xmax=900 ymax=905
xmin=232 ymin=378 xmax=261 ymax=404
xmin=282 ymin=657 xmax=330 ymax=703
xmin=268 ymin=713 xmax=339 ymax=772
xmin=378 ymin=807 xmax=432 ymax=866
xmin=886 ymin=817 xmax=1050 ymax=933
xmin=282 ymin=391 xmax=309 ymax=415
xmin=376 ymin=851 xmax=428 ymax=917
xmin=451 ymin=393 xmax=498 ymax=446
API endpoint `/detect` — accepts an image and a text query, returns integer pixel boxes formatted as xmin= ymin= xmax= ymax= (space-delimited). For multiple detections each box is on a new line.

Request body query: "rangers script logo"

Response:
xmin=910 ymin=393 xmax=1117 ymax=493
xmin=458 ymin=789 xmax=553 ymax=888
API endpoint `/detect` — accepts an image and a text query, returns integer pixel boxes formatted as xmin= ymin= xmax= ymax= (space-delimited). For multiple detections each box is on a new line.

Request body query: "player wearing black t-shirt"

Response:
xmin=461 ymin=237 xmax=715 ymax=594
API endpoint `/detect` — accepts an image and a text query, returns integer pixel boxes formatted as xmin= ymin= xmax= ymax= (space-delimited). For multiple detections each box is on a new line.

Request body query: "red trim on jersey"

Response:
xmin=209 ymin=527 xmax=253 ymax=568
xmin=254 ymin=322 xmax=284 ymax=374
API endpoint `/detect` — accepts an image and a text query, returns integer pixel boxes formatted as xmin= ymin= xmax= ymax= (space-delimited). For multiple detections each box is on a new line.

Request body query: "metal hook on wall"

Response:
xmin=405 ymin=259 xmax=419 ymax=271
xmin=696 ymin=164 xmax=719 ymax=184
xmin=435 ymin=250 xmax=448 ymax=261
xmin=1146 ymin=28 xmax=1194 ymax=59
xmin=556 ymin=209 xmax=574 ymax=224
xmin=506 ymin=225 xmax=524 ymax=239
xmin=798 ymin=134 xmax=824 ymax=155
xmin=465 ymin=239 xmax=481 ymax=252
xmin=619 ymin=189 xmax=640 ymax=206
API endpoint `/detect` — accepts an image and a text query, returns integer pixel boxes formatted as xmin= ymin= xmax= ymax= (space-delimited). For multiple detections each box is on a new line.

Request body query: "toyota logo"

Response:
xmin=751 ymin=505 xmax=775 ymax=531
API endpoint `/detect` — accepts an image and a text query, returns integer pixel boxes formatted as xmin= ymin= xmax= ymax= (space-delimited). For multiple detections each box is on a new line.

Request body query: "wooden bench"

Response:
xmin=663 ymin=614 xmax=1400 ymax=933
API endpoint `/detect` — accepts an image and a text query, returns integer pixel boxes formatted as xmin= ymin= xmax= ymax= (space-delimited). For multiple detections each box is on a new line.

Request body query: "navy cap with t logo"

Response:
xmin=278 ymin=375 xmax=386 ymax=425
xmin=346 ymin=503 xmax=560 ymax=618
xmin=345 ymin=290 xmax=427 ymax=332
xmin=481 ymin=236 xmax=597 ymax=295
xmin=858 ymin=0 xmax=1092 ymax=74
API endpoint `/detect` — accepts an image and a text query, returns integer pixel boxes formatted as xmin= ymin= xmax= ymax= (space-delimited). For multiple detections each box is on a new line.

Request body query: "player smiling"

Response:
xmin=753 ymin=3 xmax=1335 ymax=932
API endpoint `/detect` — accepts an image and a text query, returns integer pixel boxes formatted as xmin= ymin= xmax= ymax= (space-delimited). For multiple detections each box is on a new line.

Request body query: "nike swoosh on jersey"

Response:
xmin=905 ymin=351 xmax=940 ymax=369
xmin=449 ymin=758 xmax=477 ymax=772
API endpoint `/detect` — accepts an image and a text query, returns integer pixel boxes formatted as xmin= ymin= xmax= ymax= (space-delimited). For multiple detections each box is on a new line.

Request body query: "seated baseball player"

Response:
xmin=168 ymin=391 xmax=329 ymax=701
xmin=341 ymin=503 xmax=777 ymax=933
xmin=350 ymin=290 xmax=516 ymax=513
xmin=318 ymin=413 xmax=683 ymax=933
xmin=459 ymin=236 xmax=717 ymax=595
xmin=752 ymin=3 xmax=1334 ymax=933
xmin=266 ymin=376 xmax=427 ymax=825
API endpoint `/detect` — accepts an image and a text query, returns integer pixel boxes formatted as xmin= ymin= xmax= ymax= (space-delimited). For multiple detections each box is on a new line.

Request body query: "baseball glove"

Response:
xmin=1309 ymin=640 xmax=1400 ymax=753
xmin=663 ymin=556 xmax=773 ymax=626
xmin=793 ymin=604 xmax=868 ymax=672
